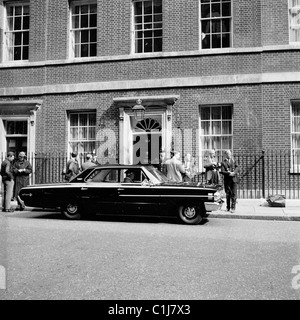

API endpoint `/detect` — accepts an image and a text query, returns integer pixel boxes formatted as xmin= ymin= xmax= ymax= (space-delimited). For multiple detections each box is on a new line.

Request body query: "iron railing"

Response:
xmin=1 ymin=151 xmax=300 ymax=199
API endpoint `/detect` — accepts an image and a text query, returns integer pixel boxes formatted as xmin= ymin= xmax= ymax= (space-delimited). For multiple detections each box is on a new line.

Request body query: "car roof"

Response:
xmin=92 ymin=164 xmax=154 ymax=170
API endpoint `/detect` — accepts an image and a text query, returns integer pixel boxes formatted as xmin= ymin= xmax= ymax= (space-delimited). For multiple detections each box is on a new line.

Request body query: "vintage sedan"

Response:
xmin=18 ymin=164 xmax=220 ymax=225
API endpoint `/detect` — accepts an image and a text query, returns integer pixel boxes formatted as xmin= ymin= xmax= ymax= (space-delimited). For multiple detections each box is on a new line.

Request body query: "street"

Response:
xmin=0 ymin=210 xmax=300 ymax=300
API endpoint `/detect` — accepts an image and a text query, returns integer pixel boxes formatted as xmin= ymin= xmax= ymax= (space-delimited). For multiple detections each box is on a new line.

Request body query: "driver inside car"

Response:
xmin=124 ymin=170 xmax=135 ymax=183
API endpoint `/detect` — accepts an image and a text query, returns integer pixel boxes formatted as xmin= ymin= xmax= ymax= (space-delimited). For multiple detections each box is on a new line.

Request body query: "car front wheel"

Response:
xmin=61 ymin=202 xmax=82 ymax=220
xmin=178 ymin=205 xmax=203 ymax=225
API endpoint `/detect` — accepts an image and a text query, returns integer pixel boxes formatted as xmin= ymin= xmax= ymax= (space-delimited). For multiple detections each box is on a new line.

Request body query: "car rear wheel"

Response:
xmin=178 ymin=205 xmax=203 ymax=225
xmin=61 ymin=202 xmax=82 ymax=220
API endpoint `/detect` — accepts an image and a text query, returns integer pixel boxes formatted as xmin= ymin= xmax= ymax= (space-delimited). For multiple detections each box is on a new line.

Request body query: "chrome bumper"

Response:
xmin=204 ymin=202 xmax=221 ymax=212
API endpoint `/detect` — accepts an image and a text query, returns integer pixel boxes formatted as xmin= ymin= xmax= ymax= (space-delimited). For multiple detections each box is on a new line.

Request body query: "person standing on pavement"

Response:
xmin=81 ymin=153 xmax=96 ymax=171
xmin=220 ymin=150 xmax=239 ymax=213
xmin=12 ymin=152 xmax=32 ymax=211
xmin=165 ymin=151 xmax=186 ymax=182
xmin=64 ymin=152 xmax=81 ymax=181
xmin=0 ymin=152 xmax=15 ymax=212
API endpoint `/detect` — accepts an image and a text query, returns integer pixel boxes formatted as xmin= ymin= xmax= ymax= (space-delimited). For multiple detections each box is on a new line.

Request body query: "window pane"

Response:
xmin=222 ymin=121 xmax=232 ymax=134
xmin=90 ymin=29 xmax=96 ymax=42
xmin=201 ymin=4 xmax=210 ymax=18
xmin=144 ymin=30 xmax=152 ymax=38
xmin=212 ymin=34 xmax=221 ymax=48
xmin=144 ymin=38 xmax=153 ymax=52
xmin=144 ymin=1 xmax=153 ymax=14
xmin=222 ymin=105 xmax=232 ymax=118
xmin=81 ymin=30 xmax=89 ymax=43
xmin=89 ymin=113 xmax=96 ymax=126
xmin=23 ymin=32 xmax=29 ymax=45
xmin=222 ymin=33 xmax=230 ymax=47
xmin=212 ymin=3 xmax=220 ymax=16
xmin=154 ymin=14 xmax=162 ymax=22
xmin=73 ymin=15 xmax=80 ymax=29
xmin=8 ymin=17 xmax=14 ymax=30
xmin=90 ymin=4 xmax=97 ymax=13
xmin=154 ymin=0 xmax=162 ymax=13
xmin=71 ymin=128 xmax=78 ymax=140
xmin=201 ymin=107 xmax=210 ymax=120
xmin=81 ymin=44 xmax=88 ymax=57
xmin=79 ymin=128 xmax=87 ymax=139
xmin=14 ymin=46 xmax=21 ymax=60
xmin=23 ymin=6 xmax=30 ymax=15
xmin=212 ymin=136 xmax=221 ymax=150
xmin=202 ymin=137 xmax=211 ymax=149
xmin=23 ymin=45 xmax=29 ymax=60
xmin=292 ymin=104 xmax=300 ymax=116
xmin=14 ymin=17 xmax=22 ymax=30
xmin=222 ymin=136 xmax=232 ymax=149
xmin=15 ymin=6 xmax=22 ymax=16
xmin=89 ymin=43 xmax=96 ymax=56
xmin=81 ymin=14 xmax=88 ymax=28
xmin=15 ymin=32 xmax=22 ymax=45
xmin=212 ymin=19 xmax=221 ymax=33
xmin=79 ymin=113 xmax=88 ymax=126
xmin=222 ymin=2 xmax=231 ymax=16
xmin=81 ymin=5 xmax=88 ymax=14
xmin=70 ymin=114 xmax=78 ymax=126
xmin=154 ymin=37 xmax=162 ymax=51
xmin=90 ymin=13 xmax=97 ymax=27
xmin=23 ymin=16 xmax=29 ymax=29
xmin=212 ymin=121 xmax=221 ymax=134
xmin=134 ymin=1 xmax=142 ymax=15
xmin=212 ymin=107 xmax=221 ymax=119
xmin=201 ymin=121 xmax=210 ymax=135
xmin=88 ymin=127 xmax=96 ymax=139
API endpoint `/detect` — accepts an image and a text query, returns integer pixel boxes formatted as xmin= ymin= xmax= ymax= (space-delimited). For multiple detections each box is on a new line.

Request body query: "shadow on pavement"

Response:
xmin=21 ymin=208 xmax=209 ymax=226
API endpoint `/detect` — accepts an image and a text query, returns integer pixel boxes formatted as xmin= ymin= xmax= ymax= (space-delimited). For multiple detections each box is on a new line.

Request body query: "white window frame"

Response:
xmin=68 ymin=111 xmax=97 ymax=156
xmin=131 ymin=0 xmax=163 ymax=54
xmin=288 ymin=0 xmax=300 ymax=43
xmin=291 ymin=101 xmax=300 ymax=173
xmin=69 ymin=0 xmax=97 ymax=59
xmin=199 ymin=0 xmax=232 ymax=50
xmin=3 ymin=2 xmax=30 ymax=62
xmin=199 ymin=104 xmax=233 ymax=170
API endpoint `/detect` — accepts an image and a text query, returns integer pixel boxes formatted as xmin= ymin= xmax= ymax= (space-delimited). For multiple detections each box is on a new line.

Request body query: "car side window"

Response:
xmin=122 ymin=169 xmax=148 ymax=183
xmin=87 ymin=169 xmax=118 ymax=182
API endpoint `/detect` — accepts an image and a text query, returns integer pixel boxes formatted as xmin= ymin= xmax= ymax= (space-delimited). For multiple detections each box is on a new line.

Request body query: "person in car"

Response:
xmin=124 ymin=170 xmax=135 ymax=183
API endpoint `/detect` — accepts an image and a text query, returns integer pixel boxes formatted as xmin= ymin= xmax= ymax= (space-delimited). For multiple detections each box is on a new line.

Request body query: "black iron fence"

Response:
xmin=1 ymin=151 xmax=300 ymax=199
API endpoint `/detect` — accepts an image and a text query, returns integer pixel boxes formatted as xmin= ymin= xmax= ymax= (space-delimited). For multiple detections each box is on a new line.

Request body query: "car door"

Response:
xmin=82 ymin=168 xmax=123 ymax=215
xmin=118 ymin=169 xmax=161 ymax=216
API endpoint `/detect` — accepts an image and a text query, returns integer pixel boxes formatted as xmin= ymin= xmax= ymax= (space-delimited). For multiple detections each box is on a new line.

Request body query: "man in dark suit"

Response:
xmin=220 ymin=150 xmax=239 ymax=213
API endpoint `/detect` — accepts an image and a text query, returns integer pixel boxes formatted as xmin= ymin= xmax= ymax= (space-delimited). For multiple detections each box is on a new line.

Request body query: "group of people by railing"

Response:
xmin=159 ymin=149 xmax=240 ymax=213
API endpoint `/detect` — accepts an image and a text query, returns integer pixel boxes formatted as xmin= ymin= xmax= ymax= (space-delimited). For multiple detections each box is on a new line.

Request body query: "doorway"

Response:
xmin=131 ymin=116 xmax=162 ymax=165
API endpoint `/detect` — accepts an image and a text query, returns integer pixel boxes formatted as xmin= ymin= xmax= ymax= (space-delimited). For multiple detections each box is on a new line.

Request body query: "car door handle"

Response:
xmin=118 ymin=188 xmax=124 ymax=191
xmin=81 ymin=187 xmax=88 ymax=190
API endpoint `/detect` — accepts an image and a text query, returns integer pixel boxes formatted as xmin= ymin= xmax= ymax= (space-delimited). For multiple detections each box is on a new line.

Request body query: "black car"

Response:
xmin=18 ymin=164 xmax=220 ymax=225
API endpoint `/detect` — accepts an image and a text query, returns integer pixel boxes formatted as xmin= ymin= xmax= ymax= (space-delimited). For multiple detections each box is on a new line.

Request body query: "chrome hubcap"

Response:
xmin=184 ymin=207 xmax=196 ymax=219
xmin=67 ymin=204 xmax=78 ymax=214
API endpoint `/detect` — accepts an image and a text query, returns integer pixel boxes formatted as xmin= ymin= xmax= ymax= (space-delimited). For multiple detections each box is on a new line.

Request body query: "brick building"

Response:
xmin=0 ymin=0 xmax=300 ymax=197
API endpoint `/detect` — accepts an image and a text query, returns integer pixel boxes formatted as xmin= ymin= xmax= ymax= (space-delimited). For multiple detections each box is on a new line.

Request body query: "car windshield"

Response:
xmin=144 ymin=166 xmax=170 ymax=184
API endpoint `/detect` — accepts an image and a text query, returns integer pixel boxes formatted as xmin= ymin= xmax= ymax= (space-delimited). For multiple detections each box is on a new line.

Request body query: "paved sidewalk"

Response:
xmin=208 ymin=199 xmax=300 ymax=221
